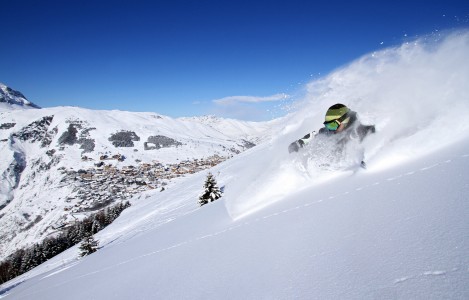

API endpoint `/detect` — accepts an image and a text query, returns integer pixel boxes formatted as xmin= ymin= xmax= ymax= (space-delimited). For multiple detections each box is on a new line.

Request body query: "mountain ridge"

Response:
xmin=0 ymin=83 xmax=41 ymax=110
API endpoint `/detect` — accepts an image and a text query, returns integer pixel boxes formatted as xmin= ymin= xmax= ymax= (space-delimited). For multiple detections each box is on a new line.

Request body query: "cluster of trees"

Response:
xmin=0 ymin=201 xmax=130 ymax=284
xmin=199 ymin=172 xmax=222 ymax=206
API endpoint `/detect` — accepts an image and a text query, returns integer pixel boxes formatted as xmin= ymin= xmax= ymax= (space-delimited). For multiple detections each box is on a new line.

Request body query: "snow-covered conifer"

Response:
xmin=79 ymin=232 xmax=99 ymax=257
xmin=198 ymin=172 xmax=222 ymax=206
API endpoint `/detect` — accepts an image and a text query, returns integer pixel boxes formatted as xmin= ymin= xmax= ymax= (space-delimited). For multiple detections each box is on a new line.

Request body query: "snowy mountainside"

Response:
xmin=1 ymin=31 xmax=469 ymax=299
xmin=0 ymin=83 xmax=40 ymax=111
xmin=180 ymin=115 xmax=271 ymax=144
xmin=0 ymin=106 xmax=280 ymax=260
xmin=3 ymin=136 xmax=468 ymax=299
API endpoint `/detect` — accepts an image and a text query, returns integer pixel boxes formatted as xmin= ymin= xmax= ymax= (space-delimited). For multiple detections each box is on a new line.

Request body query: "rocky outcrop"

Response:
xmin=0 ymin=123 xmax=16 ymax=130
xmin=240 ymin=139 xmax=256 ymax=149
xmin=108 ymin=131 xmax=140 ymax=147
xmin=0 ymin=151 xmax=26 ymax=211
xmin=144 ymin=135 xmax=182 ymax=150
xmin=11 ymin=116 xmax=54 ymax=146
xmin=58 ymin=120 xmax=96 ymax=153
xmin=58 ymin=124 xmax=79 ymax=145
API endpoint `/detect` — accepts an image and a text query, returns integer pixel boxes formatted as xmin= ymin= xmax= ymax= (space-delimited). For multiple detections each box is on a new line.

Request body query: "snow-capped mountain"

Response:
xmin=0 ymin=83 xmax=40 ymax=111
xmin=0 ymin=105 xmax=282 ymax=260
xmin=1 ymin=31 xmax=469 ymax=299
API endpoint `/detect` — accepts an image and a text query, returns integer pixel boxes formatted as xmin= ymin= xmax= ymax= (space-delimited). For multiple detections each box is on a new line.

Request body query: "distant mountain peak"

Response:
xmin=0 ymin=83 xmax=41 ymax=110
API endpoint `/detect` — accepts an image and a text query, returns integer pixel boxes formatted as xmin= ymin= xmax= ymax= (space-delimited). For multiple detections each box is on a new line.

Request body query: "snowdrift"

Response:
xmin=1 ymin=31 xmax=469 ymax=299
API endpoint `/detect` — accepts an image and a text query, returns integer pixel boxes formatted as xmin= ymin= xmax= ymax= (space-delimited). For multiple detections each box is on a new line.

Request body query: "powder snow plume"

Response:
xmin=225 ymin=30 xmax=469 ymax=219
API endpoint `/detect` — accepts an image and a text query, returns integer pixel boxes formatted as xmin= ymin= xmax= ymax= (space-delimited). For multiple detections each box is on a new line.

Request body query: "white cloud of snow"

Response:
xmin=224 ymin=30 xmax=469 ymax=219
xmin=294 ymin=30 xmax=469 ymax=168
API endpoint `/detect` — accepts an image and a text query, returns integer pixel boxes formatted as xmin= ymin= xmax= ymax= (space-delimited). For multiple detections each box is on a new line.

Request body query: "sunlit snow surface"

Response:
xmin=1 ymin=31 xmax=469 ymax=299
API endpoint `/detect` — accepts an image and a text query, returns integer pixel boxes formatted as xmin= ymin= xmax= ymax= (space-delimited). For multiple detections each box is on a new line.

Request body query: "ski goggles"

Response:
xmin=323 ymin=112 xmax=350 ymax=131
xmin=324 ymin=119 xmax=341 ymax=131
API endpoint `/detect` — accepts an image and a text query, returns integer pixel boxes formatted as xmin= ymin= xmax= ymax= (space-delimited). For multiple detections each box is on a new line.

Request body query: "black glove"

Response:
xmin=288 ymin=141 xmax=300 ymax=153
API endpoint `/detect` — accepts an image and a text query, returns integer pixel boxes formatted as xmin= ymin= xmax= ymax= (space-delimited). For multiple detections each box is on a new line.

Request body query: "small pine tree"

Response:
xmin=79 ymin=232 xmax=99 ymax=257
xmin=91 ymin=219 xmax=103 ymax=234
xmin=198 ymin=172 xmax=222 ymax=206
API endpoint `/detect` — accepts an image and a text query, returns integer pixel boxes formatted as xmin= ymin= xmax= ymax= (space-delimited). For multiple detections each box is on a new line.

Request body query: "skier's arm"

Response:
xmin=288 ymin=131 xmax=317 ymax=153
xmin=357 ymin=124 xmax=376 ymax=142
xmin=298 ymin=131 xmax=316 ymax=146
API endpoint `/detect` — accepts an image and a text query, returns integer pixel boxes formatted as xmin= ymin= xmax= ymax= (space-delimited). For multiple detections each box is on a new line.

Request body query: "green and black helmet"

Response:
xmin=323 ymin=103 xmax=351 ymax=131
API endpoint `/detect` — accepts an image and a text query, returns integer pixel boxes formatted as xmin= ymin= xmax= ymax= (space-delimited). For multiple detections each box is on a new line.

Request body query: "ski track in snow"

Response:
xmin=40 ymin=262 xmax=80 ymax=280
xmin=8 ymin=152 xmax=468 ymax=298
xmin=394 ymin=269 xmax=452 ymax=284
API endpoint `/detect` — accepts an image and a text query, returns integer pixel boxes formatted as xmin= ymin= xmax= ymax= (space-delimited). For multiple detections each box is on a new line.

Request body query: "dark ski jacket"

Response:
xmin=289 ymin=111 xmax=375 ymax=153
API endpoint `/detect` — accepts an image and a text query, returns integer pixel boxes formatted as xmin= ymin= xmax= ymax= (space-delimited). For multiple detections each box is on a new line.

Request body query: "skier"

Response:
xmin=288 ymin=103 xmax=375 ymax=153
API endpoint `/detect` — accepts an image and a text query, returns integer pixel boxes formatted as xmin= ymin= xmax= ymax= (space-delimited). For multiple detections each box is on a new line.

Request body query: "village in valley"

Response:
xmin=60 ymin=153 xmax=228 ymax=213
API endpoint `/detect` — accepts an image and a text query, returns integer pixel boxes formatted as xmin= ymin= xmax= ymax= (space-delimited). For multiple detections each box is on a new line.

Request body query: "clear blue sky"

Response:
xmin=1 ymin=0 xmax=468 ymax=120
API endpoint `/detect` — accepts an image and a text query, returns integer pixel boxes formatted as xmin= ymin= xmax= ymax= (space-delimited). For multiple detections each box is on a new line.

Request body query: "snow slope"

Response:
xmin=4 ymin=139 xmax=468 ymax=300
xmin=1 ymin=31 xmax=469 ymax=299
